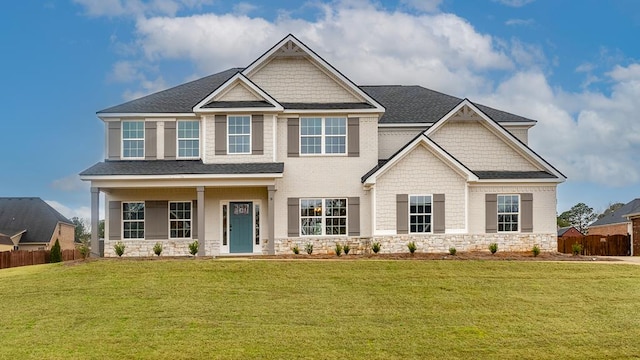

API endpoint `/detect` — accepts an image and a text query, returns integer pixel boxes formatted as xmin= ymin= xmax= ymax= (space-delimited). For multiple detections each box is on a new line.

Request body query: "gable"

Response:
xmin=430 ymin=120 xmax=540 ymax=171
xmin=248 ymin=57 xmax=361 ymax=103
xmin=214 ymin=82 xmax=262 ymax=102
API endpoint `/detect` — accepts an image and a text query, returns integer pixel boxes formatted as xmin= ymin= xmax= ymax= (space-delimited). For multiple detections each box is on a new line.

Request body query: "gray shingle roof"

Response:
xmin=590 ymin=198 xmax=640 ymax=227
xmin=359 ymin=85 xmax=535 ymax=124
xmin=99 ymin=68 xmax=242 ymax=113
xmin=0 ymin=234 xmax=12 ymax=246
xmin=80 ymin=160 xmax=284 ymax=176
xmin=474 ymin=171 xmax=557 ymax=179
xmin=97 ymin=68 xmax=534 ymax=125
xmin=0 ymin=198 xmax=73 ymax=244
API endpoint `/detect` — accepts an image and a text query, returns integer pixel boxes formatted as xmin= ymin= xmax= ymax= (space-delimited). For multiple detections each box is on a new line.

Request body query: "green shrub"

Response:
xmin=153 ymin=242 xmax=163 ymax=256
xmin=489 ymin=243 xmax=498 ymax=254
xmin=407 ymin=241 xmax=417 ymax=254
xmin=343 ymin=244 xmax=351 ymax=255
xmin=305 ymin=243 xmax=313 ymax=255
xmin=335 ymin=243 xmax=343 ymax=256
xmin=449 ymin=247 xmax=457 ymax=256
xmin=532 ymin=245 xmax=541 ymax=257
xmin=572 ymin=243 xmax=583 ymax=256
xmin=292 ymin=245 xmax=300 ymax=255
xmin=189 ymin=240 xmax=199 ymax=256
xmin=50 ymin=239 xmax=62 ymax=263
xmin=78 ymin=238 xmax=90 ymax=259
xmin=114 ymin=242 xmax=125 ymax=257
xmin=372 ymin=242 xmax=381 ymax=254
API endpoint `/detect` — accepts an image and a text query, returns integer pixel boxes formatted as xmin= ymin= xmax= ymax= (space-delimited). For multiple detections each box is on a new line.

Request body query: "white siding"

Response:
xmin=377 ymin=128 xmax=423 ymax=159
xmin=249 ymin=58 xmax=360 ymax=103
xmin=503 ymin=125 xmax=529 ymax=145
xmin=430 ymin=121 xmax=540 ymax=171
xmin=203 ymin=114 xmax=275 ymax=163
xmin=375 ymin=144 xmax=467 ymax=232
xmin=214 ymin=83 xmax=261 ymax=102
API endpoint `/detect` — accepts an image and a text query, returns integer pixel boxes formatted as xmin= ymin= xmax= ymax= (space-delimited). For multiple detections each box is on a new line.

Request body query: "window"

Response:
xmin=123 ymin=202 xmax=144 ymax=239
xmin=409 ymin=195 xmax=432 ymax=233
xmin=122 ymin=121 xmax=144 ymax=158
xmin=178 ymin=121 xmax=199 ymax=158
xmin=300 ymin=117 xmax=346 ymax=155
xmin=498 ymin=195 xmax=519 ymax=232
xmin=255 ymin=204 xmax=260 ymax=245
xmin=222 ymin=204 xmax=228 ymax=246
xmin=169 ymin=202 xmax=192 ymax=238
xmin=300 ymin=198 xmax=347 ymax=236
xmin=228 ymin=115 xmax=251 ymax=154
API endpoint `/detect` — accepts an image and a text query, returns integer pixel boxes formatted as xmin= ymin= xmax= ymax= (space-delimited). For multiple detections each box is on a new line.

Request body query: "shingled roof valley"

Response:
xmin=0 ymin=198 xmax=72 ymax=244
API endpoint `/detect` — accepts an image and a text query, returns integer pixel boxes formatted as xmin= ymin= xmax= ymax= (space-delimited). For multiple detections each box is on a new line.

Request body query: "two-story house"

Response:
xmin=80 ymin=34 xmax=565 ymax=257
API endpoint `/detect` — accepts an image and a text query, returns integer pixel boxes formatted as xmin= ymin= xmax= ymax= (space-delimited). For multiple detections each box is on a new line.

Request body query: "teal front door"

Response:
xmin=229 ymin=202 xmax=253 ymax=253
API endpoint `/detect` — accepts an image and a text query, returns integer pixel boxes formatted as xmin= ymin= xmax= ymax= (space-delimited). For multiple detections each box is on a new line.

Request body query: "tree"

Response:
xmin=563 ymin=203 xmax=598 ymax=234
xmin=98 ymin=219 xmax=105 ymax=239
xmin=72 ymin=217 xmax=90 ymax=243
xmin=50 ymin=239 xmax=62 ymax=263
xmin=597 ymin=202 xmax=624 ymax=220
xmin=557 ymin=211 xmax=571 ymax=228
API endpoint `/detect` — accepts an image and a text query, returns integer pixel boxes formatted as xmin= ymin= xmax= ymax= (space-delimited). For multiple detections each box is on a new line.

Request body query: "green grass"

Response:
xmin=1 ymin=259 xmax=640 ymax=359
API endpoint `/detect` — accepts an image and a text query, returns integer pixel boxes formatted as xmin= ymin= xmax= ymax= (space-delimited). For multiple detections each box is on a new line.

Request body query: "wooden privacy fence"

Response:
xmin=0 ymin=249 xmax=82 ymax=270
xmin=558 ymin=235 xmax=631 ymax=256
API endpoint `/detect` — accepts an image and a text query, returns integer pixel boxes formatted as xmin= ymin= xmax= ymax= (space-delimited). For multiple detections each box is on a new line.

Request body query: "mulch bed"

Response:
xmin=251 ymin=251 xmax=619 ymax=261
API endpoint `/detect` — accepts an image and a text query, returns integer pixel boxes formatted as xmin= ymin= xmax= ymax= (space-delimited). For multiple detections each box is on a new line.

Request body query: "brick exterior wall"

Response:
xmin=248 ymin=58 xmax=360 ymax=103
xmin=430 ymin=121 xmax=540 ymax=171
xmin=588 ymin=223 xmax=629 ymax=236
xmin=559 ymin=227 xmax=583 ymax=237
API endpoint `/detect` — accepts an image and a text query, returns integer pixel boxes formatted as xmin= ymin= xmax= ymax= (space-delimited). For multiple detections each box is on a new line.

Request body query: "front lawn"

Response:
xmin=1 ymin=259 xmax=639 ymax=359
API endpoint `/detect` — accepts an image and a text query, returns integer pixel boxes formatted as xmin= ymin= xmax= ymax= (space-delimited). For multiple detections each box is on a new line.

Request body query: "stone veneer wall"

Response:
xmin=103 ymin=239 xmax=205 ymax=257
xmin=274 ymin=233 xmax=557 ymax=255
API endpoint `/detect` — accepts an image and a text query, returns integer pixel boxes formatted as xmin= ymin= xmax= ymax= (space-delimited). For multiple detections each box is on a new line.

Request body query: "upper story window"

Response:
xmin=178 ymin=120 xmax=200 ymax=158
xmin=409 ymin=195 xmax=432 ymax=233
xmin=498 ymin=194 xmax=519 ymax=232
xmin=300 ymin=117 xmax=346 ymax=155
xmin=122 ymin=121 xmax=144 ymax=158
xmin=228 ymin=115 xmax=251 ymax=154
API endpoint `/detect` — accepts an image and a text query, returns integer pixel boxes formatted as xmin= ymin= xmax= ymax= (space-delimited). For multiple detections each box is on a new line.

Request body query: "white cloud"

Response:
xmin=73 ymin=0 xmax=213 ymax=17
xmin=400 ymin=0 xmax=442 ymax=13
xmin=505 ymin=18 xmax=534 ymax=26
xmin=46 ymin=200 xmax=92 ymax=221
xmin=108 ymin=60 xmax=168 ymax=99
xmin=493 ymin=0 xmax=535 ymax=7
xmin=232 ymin=2 xmax=258 ymax=15
xmin=51 ymin=174 xmax=89 ymax=192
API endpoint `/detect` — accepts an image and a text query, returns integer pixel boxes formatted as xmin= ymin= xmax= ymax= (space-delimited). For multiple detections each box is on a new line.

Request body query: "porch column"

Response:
xmin=267 ymin=185 xmax=276 ymax=255
xmin=90 ymin=187 xmax=100 ymax=257
xmin=197 ymin=186 xmax=206 ymax=256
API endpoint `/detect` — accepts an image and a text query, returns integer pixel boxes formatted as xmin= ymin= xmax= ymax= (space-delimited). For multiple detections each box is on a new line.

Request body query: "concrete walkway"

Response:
xmin=600 ymin=256 xmax=640 ymax=265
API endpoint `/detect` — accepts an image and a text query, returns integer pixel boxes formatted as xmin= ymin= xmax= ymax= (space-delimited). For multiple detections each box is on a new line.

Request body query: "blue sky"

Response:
xmin=1 ymin=0 xmax=639 ymax=220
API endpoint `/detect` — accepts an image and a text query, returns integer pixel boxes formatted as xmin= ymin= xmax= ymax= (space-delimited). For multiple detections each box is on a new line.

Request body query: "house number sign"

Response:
xmin=233 ymin=204 xmax=250 ymax=215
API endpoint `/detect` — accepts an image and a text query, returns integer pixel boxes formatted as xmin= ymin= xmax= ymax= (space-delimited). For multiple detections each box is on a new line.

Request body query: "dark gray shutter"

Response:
xmin=287 ymin=118 xmax=299 ymax=157
xmin=145 ymin=122 xmax=157 ymax=160
xmin=108 ymin=201 xmax=121 ymax=240
xmin=164 ymin=121 xmax=176 ymax=160
xmin=396 ymin=194 xmax=408 ymax=234
xmin=521 ymin=193 xmax=533 ymax=233
xmin=108 ymin=122 xmax=121 ymax=160
xmin=252 ymin=115 xmax=264 ymax=155
xmin=433 ymin=194 xmax=445 ymax=234
xmin=145 ymin=201 xmax=168 ymax=240
xmin=215 ymin=115 xmax=227 ymax=155
xmin=348 ymin=197 xmax=360 ymax=236
xmin=287 ymin=198 xmax=299 ymax=237
xmin=348 ymin=118 xmax=359 ymax=157
xmin=486 ymin=194 xmax=497 ymax=233
xmin=191 ymin=200 xmax=198 ymax=239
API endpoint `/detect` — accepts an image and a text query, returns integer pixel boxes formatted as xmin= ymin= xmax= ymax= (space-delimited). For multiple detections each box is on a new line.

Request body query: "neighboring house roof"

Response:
xmin=590 ymin=198 xmax=640 ymax=227
xmin=0 ymin=198 xmax=73 ymax=244
xmin=557 ymin=226 xmax=581 ymax=237
xmin=80 ymin=160 xmax=285 ymax=177
xmin=0 ymin=234 xmax=12 ymax=246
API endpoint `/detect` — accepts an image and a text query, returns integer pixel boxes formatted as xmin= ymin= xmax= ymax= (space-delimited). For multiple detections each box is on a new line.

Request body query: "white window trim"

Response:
xmin=122 ymin=201 xmax=145 ymax=240
xmin=121 ymin=120 xmax=145 ymax=159
xmin=299 ymin=198 xmax=348 ymax=237
xmin=176 ymin=120 xmax=201 ymax=160
xmin=299 ymin=117 xmax=348 ymax=156
xmin=168 ymin=201 xmax=193 ymax=239
xmin=227 ymin=115 xmax=252 ymax=155
xmin=497 ymin=194 xmax=520 ymax=233
xmin=219 ymin=199 xmax=262 ymax=254
xmin=409 ymin=194 xmax=433 ymax=234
